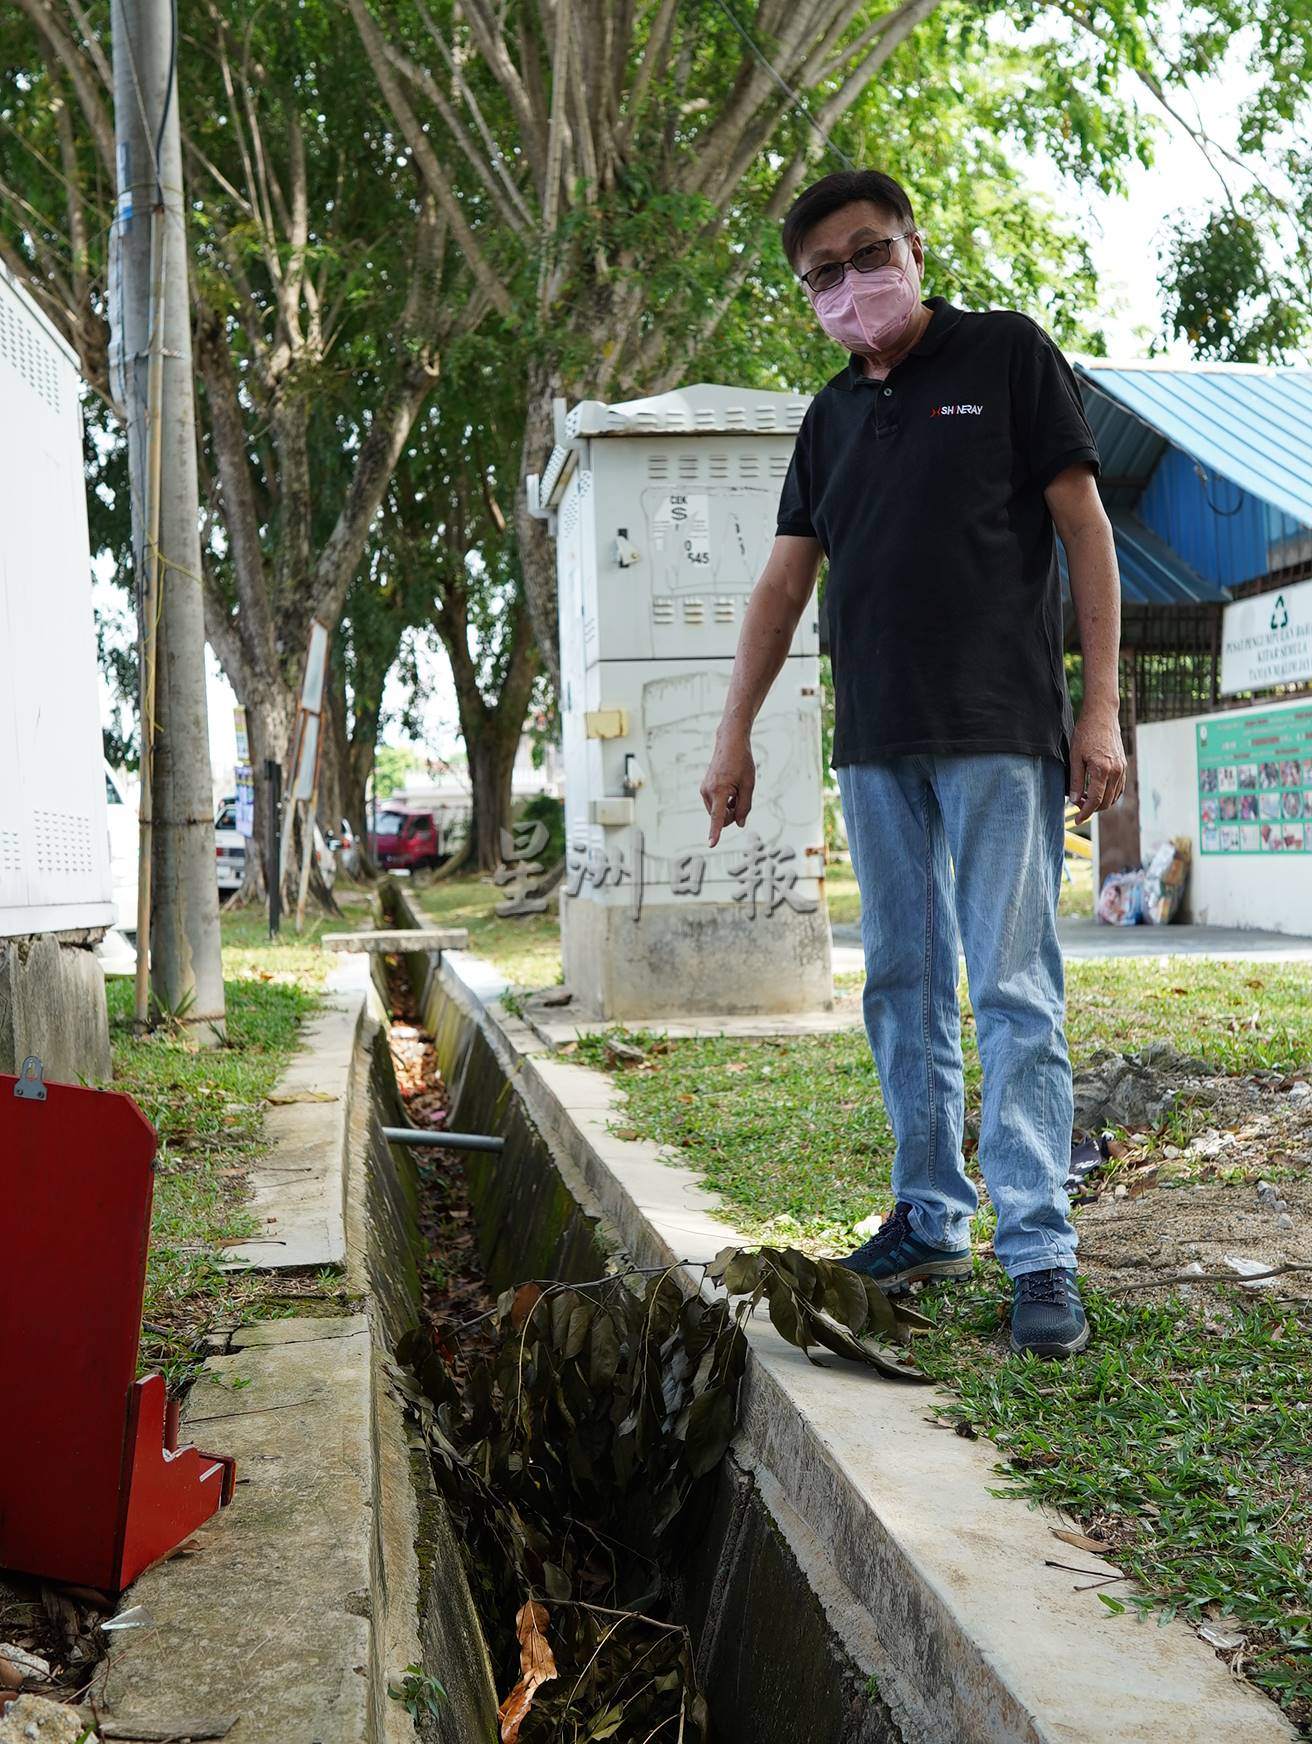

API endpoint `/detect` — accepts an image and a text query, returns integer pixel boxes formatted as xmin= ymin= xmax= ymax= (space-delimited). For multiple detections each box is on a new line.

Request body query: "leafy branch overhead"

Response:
xmin=395 ymin=1251 xmax=928 ymax=1738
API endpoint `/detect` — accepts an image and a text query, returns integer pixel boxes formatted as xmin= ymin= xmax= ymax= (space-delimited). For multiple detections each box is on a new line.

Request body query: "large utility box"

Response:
xmin=0 ymin=267 xmax=112 ymax=1077
xmin=528 ymin=384 xmax=831 ymax=1019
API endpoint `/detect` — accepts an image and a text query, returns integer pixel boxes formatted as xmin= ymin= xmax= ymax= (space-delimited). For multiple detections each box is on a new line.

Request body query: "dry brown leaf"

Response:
xmin=498 ymin=1600 xmax=557 ymax=1743
xmin=1050 ymin=1527 xmax=1109 ymax=1555
xmin=724 ymin=1062 xmax=748 ymax=1074
xmin=267 ymin=1089 xmax=339 ymax=1105
xmin=510 ymin=1283 xmax=544 ymax=1330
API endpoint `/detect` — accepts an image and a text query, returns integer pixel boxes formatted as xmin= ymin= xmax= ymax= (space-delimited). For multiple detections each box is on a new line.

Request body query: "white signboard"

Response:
xmin=1221 ymin=579 xmax=1312 ymax=696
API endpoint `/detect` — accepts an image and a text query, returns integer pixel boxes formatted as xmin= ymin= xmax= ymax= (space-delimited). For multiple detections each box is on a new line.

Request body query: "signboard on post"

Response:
xmin=1220 ymin=579 xmax=1312 ymax=696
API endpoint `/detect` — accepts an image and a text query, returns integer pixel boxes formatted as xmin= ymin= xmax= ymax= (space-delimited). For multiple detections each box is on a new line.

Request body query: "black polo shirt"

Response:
xmin=776 ymin=296 xmax=1100 ymax=771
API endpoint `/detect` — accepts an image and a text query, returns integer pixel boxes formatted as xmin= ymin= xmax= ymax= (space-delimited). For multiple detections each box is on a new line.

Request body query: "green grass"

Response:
xmin=1058 ymin=853 xmax=1094 ymax=917
xmin=218 ymin=881 xmax=374 ymax=986
xmin=568 ymin=957 xmax=1312 ymax=1244
xmin=412 ymin=869 xmax=563 ymax=987
xmin=915 ymin=1279 xmax=1312 ymax=1732
xmin=107 ymin=910 xmax=334 ymax=1385
xmin=825 ymin=857 xmax=861 ymax=925
xmin=565 ymin=955 xmax=1312 ymax=1734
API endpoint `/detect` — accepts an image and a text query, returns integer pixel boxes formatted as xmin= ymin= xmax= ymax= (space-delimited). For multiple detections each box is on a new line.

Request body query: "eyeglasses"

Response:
xmin=799 ymin=233 xmax=911 ymax=295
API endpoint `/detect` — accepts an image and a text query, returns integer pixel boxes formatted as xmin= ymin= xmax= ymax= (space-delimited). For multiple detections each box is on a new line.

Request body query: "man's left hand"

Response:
xmin=1069 ymin=703 xmax=1127 ymax=826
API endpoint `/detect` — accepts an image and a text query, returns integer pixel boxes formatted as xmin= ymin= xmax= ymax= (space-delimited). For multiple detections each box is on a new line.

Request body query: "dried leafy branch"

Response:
xmin=395 ymin=1248 xmax=928 ymax=1738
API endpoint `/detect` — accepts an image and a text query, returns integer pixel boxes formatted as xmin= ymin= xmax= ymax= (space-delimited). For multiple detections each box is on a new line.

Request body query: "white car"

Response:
xmin=215 ymin=796 xmax=335 ymax=895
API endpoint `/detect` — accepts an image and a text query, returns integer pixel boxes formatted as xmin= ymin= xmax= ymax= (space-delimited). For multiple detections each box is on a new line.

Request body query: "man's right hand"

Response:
xmin=700 ymin=732 xmax=756 ymax=847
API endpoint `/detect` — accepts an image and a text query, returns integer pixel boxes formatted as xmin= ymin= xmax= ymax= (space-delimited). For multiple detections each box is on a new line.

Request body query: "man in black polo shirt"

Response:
xmin=699 ymin=169 xmax=1126 ymax=1359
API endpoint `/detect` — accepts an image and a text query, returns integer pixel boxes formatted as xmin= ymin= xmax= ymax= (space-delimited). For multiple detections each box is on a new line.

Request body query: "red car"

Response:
xmin=370 ymin=806 xmax=443 ymax=871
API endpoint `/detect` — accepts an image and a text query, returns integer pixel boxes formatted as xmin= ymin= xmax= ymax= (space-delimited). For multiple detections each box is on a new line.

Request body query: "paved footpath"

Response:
xmin=832 ymin=917 xmax=1312 ymax=977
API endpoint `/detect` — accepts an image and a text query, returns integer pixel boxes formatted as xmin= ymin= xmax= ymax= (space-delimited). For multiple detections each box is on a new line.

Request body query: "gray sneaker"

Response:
xmin=1010 ymin=1268 xmax=1090 ymax=1359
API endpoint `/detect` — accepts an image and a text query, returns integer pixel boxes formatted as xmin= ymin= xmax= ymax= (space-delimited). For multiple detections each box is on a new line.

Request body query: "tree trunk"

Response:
xmin=232 ymin=677 xmax=296 ymax=906
xmin=515 ymin=364 xmax=563 ymax=697
xmin=466 ymin=722 xmax=523 ymax=872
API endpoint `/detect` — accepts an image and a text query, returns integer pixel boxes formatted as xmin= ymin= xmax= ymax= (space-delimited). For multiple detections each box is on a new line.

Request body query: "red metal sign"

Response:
xmin=0 ymin=1064 xmax=234 ymax=1592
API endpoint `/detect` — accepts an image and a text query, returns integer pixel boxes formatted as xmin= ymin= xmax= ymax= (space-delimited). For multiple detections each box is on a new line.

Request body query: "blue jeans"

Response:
xmin=836 ymin=754 xmax=1077 ymax=1279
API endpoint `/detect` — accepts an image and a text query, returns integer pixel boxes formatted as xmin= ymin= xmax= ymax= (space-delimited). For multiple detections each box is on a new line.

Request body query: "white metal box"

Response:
xmin=0 ymin=268 xmax=113 ymax=938
xmin=529 ymin=383 xmax=830 ymax=1018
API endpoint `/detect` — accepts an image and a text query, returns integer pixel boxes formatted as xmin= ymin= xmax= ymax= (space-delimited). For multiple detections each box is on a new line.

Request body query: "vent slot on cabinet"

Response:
xmin=646 ymin=454 xmax=670 ymax=479
xmin=708 ymin=453 xmax=729 ymax=479
xmin=0 ymin=296 xmax=63 ymax=413
xmin=714 ymin=598 xmax=735 ymax=623
xmin=682 ymin=599 xmax=705 ymax=625
xmin=652 ymin=597 xmax=675 ymax=625
xmin=32 ymin=810 xmax=93 ymax=878
xmin=677 ymin=454 xmax=699 ymax=480
xmin=0 ymin=831 xmax=20 ymax=875
xmin=737 ymin=455 xmax=760 ymax=479
xmin=770 ymin=453 xmax=790 ymax=476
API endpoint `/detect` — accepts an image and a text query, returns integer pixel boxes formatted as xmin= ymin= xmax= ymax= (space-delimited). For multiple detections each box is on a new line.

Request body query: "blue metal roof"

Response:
xmin=1075 ymin=362 xmax=1312 ymax=530
xmin=1058 ymin=510 xmax=1225 ymax=606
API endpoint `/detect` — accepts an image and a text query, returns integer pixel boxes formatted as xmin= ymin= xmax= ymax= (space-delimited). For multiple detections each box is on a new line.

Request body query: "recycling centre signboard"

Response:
xmin=1220 ymin=577 xmax=1312 ymax=695
xmin=1197 ymin=706 xmax=1312 ymax=856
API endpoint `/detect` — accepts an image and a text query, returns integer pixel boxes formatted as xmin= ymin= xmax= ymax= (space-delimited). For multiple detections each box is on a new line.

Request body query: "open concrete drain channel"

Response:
xmin=85 ymin=893 xmax=1298 ymax=1744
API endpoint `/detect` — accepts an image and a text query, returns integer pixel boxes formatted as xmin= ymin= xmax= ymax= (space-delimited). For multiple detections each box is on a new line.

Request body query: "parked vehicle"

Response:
xmin=369 ymin=806 xmax=445 ymax=871
xmin=215 ymin=797 xmax=335 ymax=894
xmin=325 ymin=817 xmax=360 ymax=877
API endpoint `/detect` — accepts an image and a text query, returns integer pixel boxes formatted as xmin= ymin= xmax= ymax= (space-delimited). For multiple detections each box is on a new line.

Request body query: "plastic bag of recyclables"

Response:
xmin=1096 ymin=869 xmax=1144 ymax=926
xmin=1141 ymin=836 xmax=1191 ymax=925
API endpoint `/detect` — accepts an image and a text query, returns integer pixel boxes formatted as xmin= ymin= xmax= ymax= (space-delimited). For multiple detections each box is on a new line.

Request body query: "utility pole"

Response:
xmin=111 ymin=0 xmax=226 ymax=1042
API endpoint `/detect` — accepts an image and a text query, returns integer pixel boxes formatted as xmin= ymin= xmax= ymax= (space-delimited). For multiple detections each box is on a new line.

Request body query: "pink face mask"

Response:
xmin=811 ymin=263 xmax=921 ymax=354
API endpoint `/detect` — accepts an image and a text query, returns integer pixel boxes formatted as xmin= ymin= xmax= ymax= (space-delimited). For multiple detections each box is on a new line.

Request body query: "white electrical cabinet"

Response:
xmin=0 ymin=267 xmax=113 ymax=938
xmin=529 ymin=384 xmax=831 ymax=1019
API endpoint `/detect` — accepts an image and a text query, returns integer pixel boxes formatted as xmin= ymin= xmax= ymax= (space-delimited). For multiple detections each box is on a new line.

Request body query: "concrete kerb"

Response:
xmin=392 ymin=889 xmax=1298 ymax=1744
xmin=221 ymin=955 xmax=372 ymax=1274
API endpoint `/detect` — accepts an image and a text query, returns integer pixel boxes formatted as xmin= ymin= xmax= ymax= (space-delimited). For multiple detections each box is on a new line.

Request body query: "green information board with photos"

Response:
xmin=1196 ymin=706 xmax=1312 ymax=856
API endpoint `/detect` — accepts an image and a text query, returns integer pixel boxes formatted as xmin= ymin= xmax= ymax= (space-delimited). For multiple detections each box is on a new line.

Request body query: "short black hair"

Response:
xmin=781 ymin=170 xmax=916 ymax=270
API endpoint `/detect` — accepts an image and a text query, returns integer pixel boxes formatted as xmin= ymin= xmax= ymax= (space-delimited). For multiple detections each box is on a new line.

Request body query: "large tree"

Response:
xmin=1 ymin=0 xmax=495 ymax=895
xmin=348 ymin=0 xmax=1240 ymax=694
xmin=373 ymin=352 xmax=543 ymax=869
xmin=1145 ymin=4 xmax=1312 ymax=361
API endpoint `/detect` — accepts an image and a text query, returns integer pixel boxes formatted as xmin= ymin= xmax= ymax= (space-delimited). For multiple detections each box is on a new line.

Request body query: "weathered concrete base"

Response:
xmin=221 ymin=958 xmax=369 ymax=1273
xmin=0 ymin=930 xmax=109 ymax=1082
xmin=392 ymin=887 xmax=1298 ymax=1744
xmin=562 ymin=895 xmax=834 ymax=1019
xmin=101 ymin=1319 xmax=373 ymax=1743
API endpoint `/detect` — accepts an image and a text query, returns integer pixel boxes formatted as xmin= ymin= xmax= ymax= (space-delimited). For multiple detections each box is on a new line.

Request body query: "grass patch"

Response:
xmin=217 ymin=882 xmax=374 ymax=986
xmin=564 ymin=954 xmax=1312 ymax=1734
xmin=568 ymin=958 xmax=1312 ymax=1242
xmin=915 ymin=1277 xmax=1312 ymax=1733
xmin=105 ymin=905 xmax=353 ymax=1386
xmin=825 ymin=857 xmax=861 ymax=925
xmin=1058 ymin=853 xmax=1093 ymax=917
xmin=412 ymin=869 xmax=563 ymax=988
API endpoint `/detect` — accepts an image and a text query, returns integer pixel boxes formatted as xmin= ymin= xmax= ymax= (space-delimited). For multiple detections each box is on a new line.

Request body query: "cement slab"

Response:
xmin=834 ymin=918 xmax=1312 ymax=963
xmin=413 ymin=922 xmax=1298 ymax=1744
xmin=323 ymin=928 xmax=469 ymax=953
xmin=221 ymin=958 xmax=370 ymax=1273
xmin=99 ymin=1321 xmax=374 ymax=1744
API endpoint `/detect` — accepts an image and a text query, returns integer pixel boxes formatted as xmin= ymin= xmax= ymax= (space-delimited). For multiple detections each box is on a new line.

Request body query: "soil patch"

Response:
xmin=1073 ymin=1062 xmax=1312 ymax=1307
